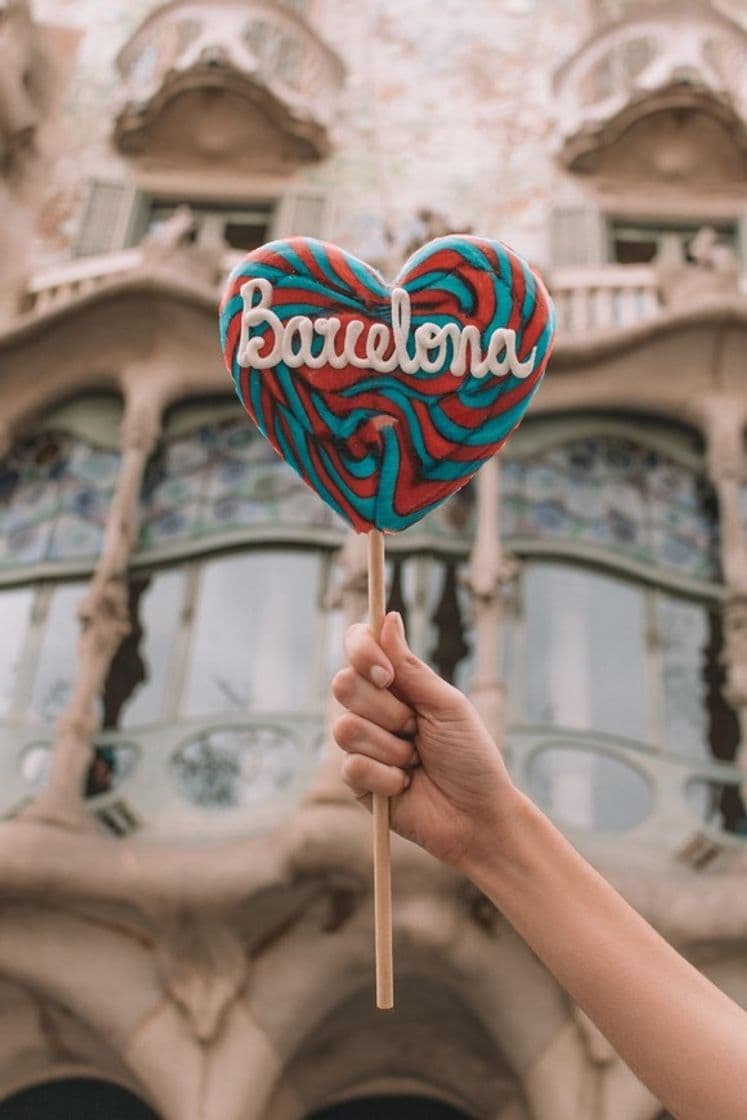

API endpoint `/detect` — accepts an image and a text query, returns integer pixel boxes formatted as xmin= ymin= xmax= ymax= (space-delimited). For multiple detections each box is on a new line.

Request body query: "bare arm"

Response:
xmin=332 ymin=612 xmax=747 ymax=1120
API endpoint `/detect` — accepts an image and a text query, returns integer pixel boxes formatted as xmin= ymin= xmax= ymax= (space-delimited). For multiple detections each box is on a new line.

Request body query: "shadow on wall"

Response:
xmin=308 ymin=1098 xmax=474 ymax=1120
xmin=0 ymin=1078 xmax=160 ymax=1119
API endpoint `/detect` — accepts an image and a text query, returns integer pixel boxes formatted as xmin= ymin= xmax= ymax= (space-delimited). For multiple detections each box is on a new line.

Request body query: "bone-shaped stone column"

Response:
xmin=26 ymin=376 xmax=162 ymax=827
xmin=703 ymin=398 xmax=747 ymax=801
xmin=465 ymin=456 xmax=519 ymax=749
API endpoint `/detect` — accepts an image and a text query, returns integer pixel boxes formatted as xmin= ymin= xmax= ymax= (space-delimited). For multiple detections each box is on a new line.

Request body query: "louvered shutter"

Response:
xmin=74 ymin=180 xmax=146 ymax=257
xmin=275 ymin=190 xmax=329 ymax=240
xmin=548 ymin=206 xmax=608 ymax=267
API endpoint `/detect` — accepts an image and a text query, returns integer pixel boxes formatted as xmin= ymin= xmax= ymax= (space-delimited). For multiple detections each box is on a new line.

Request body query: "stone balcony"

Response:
xmin=552 ymin=0 xmax=747 ymax=173
xmin=113 ymin=1 xmax=345 ymax=165
xmin=25 ymin=249 xmax=746 ymax=338
xmin=2 ymin=713 xmax=743 ymax=870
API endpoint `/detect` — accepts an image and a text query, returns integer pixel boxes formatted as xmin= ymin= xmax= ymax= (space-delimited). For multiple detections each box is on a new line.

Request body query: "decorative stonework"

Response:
xmin=113 ymin=1 xmax=345 ymax=167
xmin=0 ymin=0 xmax=51 ymax=317
xmin=553 ymin=1 xmax=747 ymax=182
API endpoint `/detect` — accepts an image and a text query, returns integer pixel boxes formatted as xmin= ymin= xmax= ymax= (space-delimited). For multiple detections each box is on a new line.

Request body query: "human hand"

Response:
xmin=331 ymin=611 xmax=518 ymax=870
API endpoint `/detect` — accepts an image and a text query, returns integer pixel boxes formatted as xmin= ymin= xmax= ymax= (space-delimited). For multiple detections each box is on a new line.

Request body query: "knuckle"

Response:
xmin=331 ymin=667 xmax=356 ymax=704
xmin=332 ymin=712 xmax=360 ymax=749
xmin=401 ymin=651 xmax=421 ymax=674
xmin=341 ymin=752 xmax=369 ymax=787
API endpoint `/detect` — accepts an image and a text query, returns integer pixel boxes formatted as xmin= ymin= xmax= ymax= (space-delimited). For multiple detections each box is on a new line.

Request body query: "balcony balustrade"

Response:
xmin=1 ymin=714 xmax=742 ymax=864
xmin=25 ymin=252 xmax=668 ymax=337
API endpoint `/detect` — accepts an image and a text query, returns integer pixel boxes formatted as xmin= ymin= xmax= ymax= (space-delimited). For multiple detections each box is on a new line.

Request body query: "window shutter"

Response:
xmin=74 ymin=180 xmax=145 ymax=257
xmin=275 ymin=190 xmax=329 ymax=240
xmin=736 ymin=211 xmax=747 ymax=273
xmin=549 ymin=206 xmax=608 ymax=267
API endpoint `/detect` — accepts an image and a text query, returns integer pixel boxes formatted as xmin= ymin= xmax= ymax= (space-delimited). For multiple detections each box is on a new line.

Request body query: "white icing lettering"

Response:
xmin=238 ymin=279 xmax=536 ymax=380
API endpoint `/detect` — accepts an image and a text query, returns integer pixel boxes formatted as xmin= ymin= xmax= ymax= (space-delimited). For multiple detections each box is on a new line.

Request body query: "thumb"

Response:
xmin=379 ymin=612 xmax=457 ymax=711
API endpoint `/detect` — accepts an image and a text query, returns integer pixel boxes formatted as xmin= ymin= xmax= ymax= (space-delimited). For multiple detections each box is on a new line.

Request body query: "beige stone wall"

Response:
xmin=0 ymin=3 xmax=746 ymax=1118
xmin=27 ymin=0 xmax=584 ymax=269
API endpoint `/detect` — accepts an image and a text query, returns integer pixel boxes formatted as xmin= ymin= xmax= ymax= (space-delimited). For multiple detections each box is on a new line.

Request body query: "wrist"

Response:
xmin=454 ymin=785 xmax=536 ymax=889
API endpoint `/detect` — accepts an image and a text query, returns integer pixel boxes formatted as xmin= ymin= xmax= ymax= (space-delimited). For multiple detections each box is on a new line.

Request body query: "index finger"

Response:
xmin=344 ymin=621 xmax=394 ymax=689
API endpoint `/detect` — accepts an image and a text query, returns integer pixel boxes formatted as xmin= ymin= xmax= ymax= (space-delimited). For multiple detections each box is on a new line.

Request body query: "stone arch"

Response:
xmin=0 ymin=976 xmax=158 ymax=1116
xmin=0 ymin=1077 xmax=161 ymax=1119
xmin=307 ymin=1096 xmax=477 ymax=1120
xmin=269 ymin=973 xmax=525 ymax=1120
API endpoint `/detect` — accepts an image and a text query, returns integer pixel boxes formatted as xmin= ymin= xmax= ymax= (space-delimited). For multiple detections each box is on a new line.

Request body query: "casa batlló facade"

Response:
xmin=0 ymin=0 xmax=745 ymax=1117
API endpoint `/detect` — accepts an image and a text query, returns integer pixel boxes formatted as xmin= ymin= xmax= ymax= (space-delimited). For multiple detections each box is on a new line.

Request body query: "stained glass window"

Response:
xmin=502 ymin=437 xmax=718 ymax=582
xmin=139 ymin=419 xmax=336 ymax=551
xmin=0 ymin=431 xmax=120 ymax=570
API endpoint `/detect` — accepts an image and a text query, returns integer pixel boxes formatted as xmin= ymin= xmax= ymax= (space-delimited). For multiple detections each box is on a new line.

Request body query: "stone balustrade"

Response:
xmin=26 ymin=251 xmax=668 ymax=337
xmin=2 ymin=714 xmax=743 ymax=862
xmin=550 ymin=264 xmax=660 ymax=335
xmin=30 ymin=252 xmax=735 ymax=336
xmin=26 ymin=248 xmax=145 ymax=313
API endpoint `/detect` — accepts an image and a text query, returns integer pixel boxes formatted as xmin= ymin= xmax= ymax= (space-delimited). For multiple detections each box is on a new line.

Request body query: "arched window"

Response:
xmin=0 ymin=1077 xmax=160 ymax=1119
xmin=0 ymin=397 xmax=134 ymax=819
xmin=494 ymin=415 xmax=743 ymax=836
xmin=59 ymin=401 xmax=345 ymax=830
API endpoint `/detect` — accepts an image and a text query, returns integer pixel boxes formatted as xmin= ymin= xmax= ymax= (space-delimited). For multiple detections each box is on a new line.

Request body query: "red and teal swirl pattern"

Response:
xmin=219 ymin=235 xmax=555 ymax=533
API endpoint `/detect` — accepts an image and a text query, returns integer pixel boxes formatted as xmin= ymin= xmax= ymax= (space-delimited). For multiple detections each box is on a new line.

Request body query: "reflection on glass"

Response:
xmin=183 ymin=550 xmax=322 ymax=715
xmin=656 ymin=596 xmax=709 ymax=759
xmin=527 ymin=746 xmax=653 ymax=832
xmin=386 ymin=557 xmax=471 ymax=686
xmin=20 ymin=740 xmax=137 ymax=798
xmin=29 ymin=582 xmax=88 ymax=726
xmin=524 ymin=564 xmax=647 ymax=742
xmin=686 ymin=779 xmax=747 ymax=836
xmin=0 ymin=587 xmax=33 ymax=716
xmin=170 ymin=725 xmax=299 ymax=807
xmin=107 ymin=569 xmax=185 ymax=729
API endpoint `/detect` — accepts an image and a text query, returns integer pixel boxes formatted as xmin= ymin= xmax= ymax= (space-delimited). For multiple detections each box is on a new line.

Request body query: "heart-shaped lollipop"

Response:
xmin=219 ymin=235 xmax=555 ymax=532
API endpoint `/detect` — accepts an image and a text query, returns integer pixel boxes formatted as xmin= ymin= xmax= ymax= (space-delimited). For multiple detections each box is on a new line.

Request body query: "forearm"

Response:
xmin=461 ymin=791 xmax=747 ymax=1120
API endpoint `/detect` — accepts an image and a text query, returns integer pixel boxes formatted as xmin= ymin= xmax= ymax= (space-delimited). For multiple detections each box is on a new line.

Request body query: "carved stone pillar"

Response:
xmin=26 ymin=385 xmax=162 ymax=827
xmin=465 ymin=457 xmax=518 ymax=748
xmin=703 ymin=399 xmax=747 ymax=792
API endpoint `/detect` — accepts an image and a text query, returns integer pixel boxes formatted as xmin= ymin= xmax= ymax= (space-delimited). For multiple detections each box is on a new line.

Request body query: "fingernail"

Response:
xmin=402 ymin=716 xmax=417 ymax=736
xmin=402 ymin=772 xmax=412 ymax=789
xmin=391 ymin=611 xmax=406 ymax=639
xmin=370 ymin=665 xmax=393 ymax=688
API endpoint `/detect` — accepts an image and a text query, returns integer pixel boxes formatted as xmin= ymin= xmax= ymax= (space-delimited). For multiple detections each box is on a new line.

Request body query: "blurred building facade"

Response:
xmin=0 ymin=0 xmax=746 ymax=1117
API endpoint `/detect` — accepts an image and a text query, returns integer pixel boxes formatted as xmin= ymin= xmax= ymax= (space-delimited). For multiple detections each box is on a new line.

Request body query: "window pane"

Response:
xmin=29 ymin=582 xmax=87 ymax=725
xmin=183 ymin=551 xmax=323 ymax=715
xmin=0 ymin=588 xmax=33 ymax=716
xmin=106 ymin=569 xmax=186 ymax=729
xmin=524 ymin=564 xmax=647 ymax=741
xmin=527 ymin=746 xmax=653 ymax=832
xmin=657 ymin=595 xmax=709 ymax=758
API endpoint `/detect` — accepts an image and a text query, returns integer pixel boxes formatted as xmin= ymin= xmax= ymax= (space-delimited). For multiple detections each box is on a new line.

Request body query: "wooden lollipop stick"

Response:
xmin=368 ymin=528 xmax=393 ymax=1010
